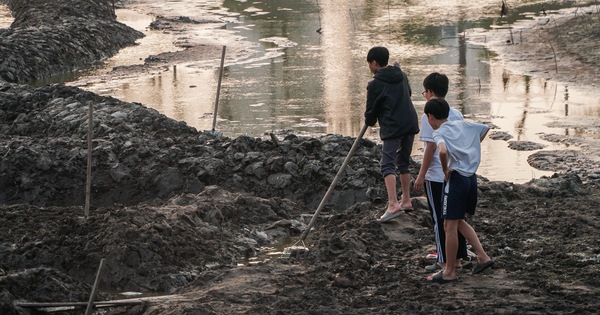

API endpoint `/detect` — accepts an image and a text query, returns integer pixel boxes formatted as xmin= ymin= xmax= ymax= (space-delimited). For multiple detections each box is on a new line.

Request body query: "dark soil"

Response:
xmin=1 ymin=1 xmax=599 ymax=315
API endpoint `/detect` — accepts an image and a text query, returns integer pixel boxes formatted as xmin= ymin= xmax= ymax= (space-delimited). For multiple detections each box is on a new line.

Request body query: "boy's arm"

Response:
xmin=404 ymin=72 xmax=412 ymax=97
xmin=438 ymin=142 xmax=450 ymax=181
xmin=364 ymin=81 xmax=379 ymax=126
xmin=414 ymin=141 xmax=436 ymax=192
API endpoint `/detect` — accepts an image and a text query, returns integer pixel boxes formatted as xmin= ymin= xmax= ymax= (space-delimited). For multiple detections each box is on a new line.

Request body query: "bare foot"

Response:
xmin=399 ymin=199 xmax=413 ymax=210
xmin=385 ymin=203 xmax=403 ymax=214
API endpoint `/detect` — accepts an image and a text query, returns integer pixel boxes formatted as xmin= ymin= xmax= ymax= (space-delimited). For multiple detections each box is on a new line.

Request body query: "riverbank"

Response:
xmin=469 ymin=6 xmax=600 ymax=183
xmin=1 ymin=1 xmax=599 ymax=314
xmin=473 ymin=5 xmax=600 ymax=87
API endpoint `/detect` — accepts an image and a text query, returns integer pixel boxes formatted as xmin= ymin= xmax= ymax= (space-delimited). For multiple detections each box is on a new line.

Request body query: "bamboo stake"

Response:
xmin=211 ymin=45 xmax=226 ymax=134
xmin=549 ymin=42 xmax=558 ymax=73
xmin=85 ymin=101 xmax=93 ymax=219
xmin=85 ymin=258 xmax=106 ymax=315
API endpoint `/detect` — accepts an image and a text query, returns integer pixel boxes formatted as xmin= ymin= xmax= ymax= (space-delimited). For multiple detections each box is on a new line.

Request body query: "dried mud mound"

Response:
xmin=0 ymin=0 xmax=143 ymax=83
xmin=0 ymin=81 xmax=401 ymax=209
xmin=0 ymin=187 xmax=306 ymax=295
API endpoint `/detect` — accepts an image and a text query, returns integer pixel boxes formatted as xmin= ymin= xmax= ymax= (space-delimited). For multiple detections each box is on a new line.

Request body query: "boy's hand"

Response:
xmin=444 ymin=168 xmax=453 ymax=181
xmin=414 ymin=175 xmax=425 ymax=192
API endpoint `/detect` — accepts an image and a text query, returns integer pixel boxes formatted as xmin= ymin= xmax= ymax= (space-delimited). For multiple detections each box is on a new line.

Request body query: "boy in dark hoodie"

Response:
xmin=364 ymin=46 xmax=420 ymax=223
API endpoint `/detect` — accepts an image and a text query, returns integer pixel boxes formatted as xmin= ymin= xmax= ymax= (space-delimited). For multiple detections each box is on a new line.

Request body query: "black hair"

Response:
xmin=367 ymin=46 xmax=389 ymax=67
xmin=423 ymin=72 xmax=449 ymax=97
xmin=424 ymin=98 xmax=450 ymax=119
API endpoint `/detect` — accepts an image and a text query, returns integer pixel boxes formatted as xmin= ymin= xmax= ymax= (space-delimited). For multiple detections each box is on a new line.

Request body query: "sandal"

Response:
xmin=376 ymin=210 xmax=403 ymax=223
xmin=429 ymin=271 xmax=458 ymax=284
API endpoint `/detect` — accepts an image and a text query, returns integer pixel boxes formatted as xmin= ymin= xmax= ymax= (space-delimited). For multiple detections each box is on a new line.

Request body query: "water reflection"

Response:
xmin=0 ymin=4 xmax=11 ymax=29
xmin=59 ymin=0 xmax=600 ymax=183
xmin=320 ymin=0 xmax=365 ymax=136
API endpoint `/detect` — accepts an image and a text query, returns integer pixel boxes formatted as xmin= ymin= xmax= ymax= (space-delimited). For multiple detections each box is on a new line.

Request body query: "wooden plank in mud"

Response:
xmin=15 ymin=294 xmax=190 ymax=309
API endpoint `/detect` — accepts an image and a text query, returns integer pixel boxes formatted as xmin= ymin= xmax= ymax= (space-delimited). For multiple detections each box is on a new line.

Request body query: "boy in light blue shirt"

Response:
xmin=414 ymin=73 xmax=468 ymax=272
xmin=424 ymin=98 xmax=495 ymax=283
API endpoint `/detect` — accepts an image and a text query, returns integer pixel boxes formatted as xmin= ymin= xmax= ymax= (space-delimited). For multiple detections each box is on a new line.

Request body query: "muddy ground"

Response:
xmin=1 ymin=2 xmax=600 ymax=315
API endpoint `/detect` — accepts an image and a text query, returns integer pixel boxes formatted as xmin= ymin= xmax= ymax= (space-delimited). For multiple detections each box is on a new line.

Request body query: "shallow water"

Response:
xmin=0 ymin=5 xmax=10 ymax=28
xmin=3 ymin=1 xmax=599 ymax=183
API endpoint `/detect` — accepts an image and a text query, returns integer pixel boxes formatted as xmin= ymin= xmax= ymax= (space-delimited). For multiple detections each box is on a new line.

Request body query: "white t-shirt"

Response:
xmin=419 ymin=108 xmax=463 ymax=182
xmin=433 ymin=120 xmax=490 ymax=177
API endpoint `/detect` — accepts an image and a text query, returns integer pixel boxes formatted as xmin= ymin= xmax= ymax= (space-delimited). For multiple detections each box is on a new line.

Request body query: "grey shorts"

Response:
xmin=380 ymin=134 xmax=415 ymax=177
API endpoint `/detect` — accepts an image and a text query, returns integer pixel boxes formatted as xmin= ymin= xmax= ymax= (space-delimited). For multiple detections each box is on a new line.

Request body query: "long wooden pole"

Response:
xmin=85 ymin=101 xmax=93 ymax=219
xmin=85 ymin=258 xmax=106 ymax=315
xmin=300 ymin=124 xmax=368 ymax=241
xmin=211 ymin=45 xmax=226 ymax=133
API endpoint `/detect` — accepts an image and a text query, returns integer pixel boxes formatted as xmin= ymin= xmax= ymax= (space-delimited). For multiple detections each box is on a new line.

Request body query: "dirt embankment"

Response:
xmin=475 ymin=7 xmax=600 ymax=182
xmin=479 ymin=5 xmax=600 ymax=87
xmin=0 ymin=0 xmax=142 ymax=83
xmin=0 ymin=81 xmax=394 ymax=208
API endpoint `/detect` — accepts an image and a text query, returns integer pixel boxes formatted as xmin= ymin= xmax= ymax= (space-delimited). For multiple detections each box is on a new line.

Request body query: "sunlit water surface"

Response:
xmin=2 ymin=1 xmax=599 ymax=183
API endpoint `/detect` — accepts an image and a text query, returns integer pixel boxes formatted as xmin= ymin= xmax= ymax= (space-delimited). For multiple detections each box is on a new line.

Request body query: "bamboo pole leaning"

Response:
xmin=211 ymin=45 xmax=226 ymax=135
xmin=299 ymin=124 xmax=369 ymax=241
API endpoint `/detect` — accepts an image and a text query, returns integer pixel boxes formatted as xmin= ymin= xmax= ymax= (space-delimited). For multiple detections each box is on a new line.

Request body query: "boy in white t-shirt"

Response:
xmin=414 ymin=73 xmax=468 ymax=273
xmin=424 ymin=98 xmax=495 ymax=284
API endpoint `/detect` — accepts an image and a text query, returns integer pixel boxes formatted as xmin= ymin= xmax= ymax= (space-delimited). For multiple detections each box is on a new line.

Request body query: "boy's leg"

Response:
xmin=457 ymin=232 xmax=468 ymax=261
xmin=449 ymin=173 xmax=492 ymax=266
xmin=380 ymin=139 xmax=403 ymax=214
xmin=399 ymin=173 xmax=412 ymax=208
xmin=425 ymin=181 xmax=445 ymax=267
xmin=384 ymin=174 xmax=401 ymax=212
xmin=428 ymin=171 xmax=463 ymax=280
xmin=425 ymin=181 xmax=465 ymax=269
xmin=442 ymin=219 xmax=459 ymax=279
xmin=457 ymin=220 xmax=492 ymax=265
xmin=395 ymin=134 xmax=415 ymax=209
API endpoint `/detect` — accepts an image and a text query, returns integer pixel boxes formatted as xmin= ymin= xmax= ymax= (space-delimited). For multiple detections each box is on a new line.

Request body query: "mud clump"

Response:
xmin=0 ymin=0 xmax=143 ymax=83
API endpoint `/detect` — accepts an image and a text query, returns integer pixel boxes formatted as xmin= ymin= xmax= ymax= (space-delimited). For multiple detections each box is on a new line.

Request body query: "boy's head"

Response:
xmin=367 ymin=46 xmax=389 ymax=73
xmin=424 ymin=98 xmax=450 ymax=121
xmin=422 ymin=72 xmax=449 ymax=99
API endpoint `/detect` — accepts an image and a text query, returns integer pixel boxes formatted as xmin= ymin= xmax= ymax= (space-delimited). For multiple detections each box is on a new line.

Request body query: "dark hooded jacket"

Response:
xmin=364 ymin=65 xmax=419 ymax=140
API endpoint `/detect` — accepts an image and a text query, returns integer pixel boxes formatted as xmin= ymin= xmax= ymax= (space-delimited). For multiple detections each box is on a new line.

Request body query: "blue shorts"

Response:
xmin=442 ymin=171 xmax=478 ymax=220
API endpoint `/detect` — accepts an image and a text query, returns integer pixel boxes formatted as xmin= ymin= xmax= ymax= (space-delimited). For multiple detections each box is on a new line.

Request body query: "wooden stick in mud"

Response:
xmin=85 ymin=101 xmax=93 ymax=219
xmin=300 ymin=124 xmax=368 ymax=241
xmin=85 ymin=258 xmax=106 ymax=315
xmin=211 ymin=45 xmax=226 ymax=133
xmin=549 ymin=42 xmax=558 ymax=73
xmin=16 ymin=295 xmax=189 ymax=310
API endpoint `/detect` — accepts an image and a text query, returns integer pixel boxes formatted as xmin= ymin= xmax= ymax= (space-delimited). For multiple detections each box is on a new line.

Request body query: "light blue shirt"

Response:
xmin=433 ymin=120 xmax=489 ymax=177
xmin=419 ymin=108 xmax=463 ymax=182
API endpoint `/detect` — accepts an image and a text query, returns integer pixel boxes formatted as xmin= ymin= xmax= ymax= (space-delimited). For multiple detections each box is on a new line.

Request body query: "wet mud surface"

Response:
xmin=1 ymin=1 xmax=600 ymax=314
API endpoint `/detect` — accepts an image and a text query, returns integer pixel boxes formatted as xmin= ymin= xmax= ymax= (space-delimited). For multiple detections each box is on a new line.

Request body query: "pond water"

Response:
xmin=3 ymin=1 xmax=599 ymax=183
xmin=0 ymin=5 xmax=10 ymax=28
